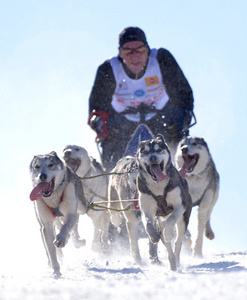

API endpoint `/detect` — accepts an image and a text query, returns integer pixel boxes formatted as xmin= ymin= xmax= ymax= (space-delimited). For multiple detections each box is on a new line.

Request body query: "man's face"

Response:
xmin=119 ymin=41 xmax=149 ymax=75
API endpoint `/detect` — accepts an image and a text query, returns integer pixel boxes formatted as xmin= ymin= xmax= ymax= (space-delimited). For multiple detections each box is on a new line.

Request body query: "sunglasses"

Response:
xmin=120 ymin=45 xmax=147 ymax=56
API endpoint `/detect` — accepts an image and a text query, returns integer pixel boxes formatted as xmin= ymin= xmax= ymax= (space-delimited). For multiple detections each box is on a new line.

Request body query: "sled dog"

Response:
xmin=175 ymin=136 xmax=220 ymax=257
xmin=29 ymin=151 xmax=86 ymax=277
xmin=63 ymin=145 xmax=110 ymax=253
xmin=136 ymin=134 xmax=192 ymax=271
xmin=108 ymin=156 xmax=161 ymax=265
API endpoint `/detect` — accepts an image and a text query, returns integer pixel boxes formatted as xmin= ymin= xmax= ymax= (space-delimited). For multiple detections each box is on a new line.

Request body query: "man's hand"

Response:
xmin=89 ymin=115 xmax=103 ymax=134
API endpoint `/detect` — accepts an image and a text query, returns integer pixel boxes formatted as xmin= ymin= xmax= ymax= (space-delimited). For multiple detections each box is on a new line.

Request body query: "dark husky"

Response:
xmin=136 ymin=134 xmax=192 ymax=271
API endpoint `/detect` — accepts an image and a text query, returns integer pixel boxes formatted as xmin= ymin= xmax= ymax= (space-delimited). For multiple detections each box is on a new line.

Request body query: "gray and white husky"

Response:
xmin=62 ymin=145 xmax=110 ymax=253
xmin=29 ymin=151 xmax=86 ymax=277
xmin=175 ymin=136 xmax=220 ymax=257
xmin=108 ymin=156 xmax=161 ymax=265
xmin=136 ymin=134 xmax=192 ymax=271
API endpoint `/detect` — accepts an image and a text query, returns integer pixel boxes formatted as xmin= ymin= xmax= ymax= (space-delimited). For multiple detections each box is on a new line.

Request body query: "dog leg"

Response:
xmin=35 ymin=207 xmax=51 ymax=267
xmin=149 ymin=242 xmax=162 ymax=265
xmin=42 ymin=222 xmax=62 ymax=277
xmin=54 ymin=213 xmax=77 ymax=248
xmin=86 ymin=209 xmax=102 ymax=252
xmin=140 ymin=195 xmax=160 ymax=244
xmin=53 ymin=218 xmax=64 ymax=263
xmin=146 ymin=220 xmax=161 ymax=244
xmin=174 ymin=217 xmax=187 ymax=266
xmin=108 ymin=187 xmax=123 ymax=228
xmin=205 ymin=190 xmax=218 ymax=240
xmin=71 ymin=217 xmax=86 ymax=248
xmin=160 ymin=232 xmax=177 ymax=271
xmin=194 ymin=190 xmax=215 ymax=257
xmin=182 ymin=229 xmax=193 ymax=255
xmin=205 ymin=219 xmax=214 ymax=240
xmin=100 ymin=210 xmax=110 ymax=253
xmin=126 ymin=220 xmax=141 ymax=264
xmin=163 ymin=207 xmax=185 ymax=243
xmin=35 ymin=202 xmax=62 ymax=277
xmin=163 ymin=188 xmax=186 ymax=242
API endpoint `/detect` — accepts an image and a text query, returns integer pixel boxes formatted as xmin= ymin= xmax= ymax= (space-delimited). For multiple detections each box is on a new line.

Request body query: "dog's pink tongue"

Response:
xmin=151 ymin=165 xmax=167 ymax=183
xmin=179 ymin=164 xmax=187 ymax=178
xmin=30 ymin=182 xmax=50 ymax=201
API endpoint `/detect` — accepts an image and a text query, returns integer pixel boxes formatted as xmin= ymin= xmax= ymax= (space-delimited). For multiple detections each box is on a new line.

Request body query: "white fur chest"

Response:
xmin=186 ymin=174 xmax=207 ymax=204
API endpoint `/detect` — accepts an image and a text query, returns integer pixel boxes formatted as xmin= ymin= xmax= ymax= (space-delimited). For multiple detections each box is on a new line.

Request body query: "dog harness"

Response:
xmin=137 ymin=174 xmax=173 ymax=217
xmin=47 ymin=192 xmax=64 ymax=218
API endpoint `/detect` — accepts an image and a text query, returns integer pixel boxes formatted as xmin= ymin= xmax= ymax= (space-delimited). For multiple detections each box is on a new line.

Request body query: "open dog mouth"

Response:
xmin=64 ymin=157 xmax=81 ymax=173
xmin=180 ymin=154 xmax=199 ymax=178
xmin=145 ymin=162 xmax=167 ymax=183
xmin=30 ymin=177 xmax=55 ymax=201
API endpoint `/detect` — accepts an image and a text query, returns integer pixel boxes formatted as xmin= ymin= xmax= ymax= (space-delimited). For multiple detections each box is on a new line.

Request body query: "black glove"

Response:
xmin=89 ymin=115 xmax=104 ymax=135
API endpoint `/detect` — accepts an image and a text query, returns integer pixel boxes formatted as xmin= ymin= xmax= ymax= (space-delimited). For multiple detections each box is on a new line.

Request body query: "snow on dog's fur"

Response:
xmin=136 ymin=134 xmax=192 ymax=270
xmin=62 ymin=145 xmax=110 ymax=253
xmin=175 ymin=136 xmax=220 ymax=257
xmin=29 ymin=151 xmax=86 ymax=277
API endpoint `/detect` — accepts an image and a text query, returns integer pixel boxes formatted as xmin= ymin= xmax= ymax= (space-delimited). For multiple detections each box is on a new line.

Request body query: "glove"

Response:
xmin=89 ymin=115 xmax=104 ymax=135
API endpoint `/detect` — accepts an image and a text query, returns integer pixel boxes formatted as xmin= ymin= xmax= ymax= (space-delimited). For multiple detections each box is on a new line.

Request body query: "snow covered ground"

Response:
xmin=1 ymin=213 xmax=247 ymax=300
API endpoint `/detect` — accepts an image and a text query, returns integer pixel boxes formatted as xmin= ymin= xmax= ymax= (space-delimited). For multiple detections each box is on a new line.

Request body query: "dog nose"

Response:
xmin=40 ymin=173 xmax=47 ymax=181
xmin=149 ymin=155 xmax=158 ymax=164
xmin=181 ymin=147 xmax=188 ymax=155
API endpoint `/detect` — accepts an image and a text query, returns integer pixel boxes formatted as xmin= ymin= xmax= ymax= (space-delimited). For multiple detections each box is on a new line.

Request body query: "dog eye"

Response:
xmin=156 ymin=148 xmax=162 ymax=153
xmin=48 ymin=163 xmax=54 ymax=168
xmin=74 ymin=148 xmax=80 ymax=151
xmin=141 ymin=149 xmax=149 ymax=155
xmin=34 ymin=165 xmax=40 ymax=170
xmin=191 ymin=142 xmax=197 ymax=146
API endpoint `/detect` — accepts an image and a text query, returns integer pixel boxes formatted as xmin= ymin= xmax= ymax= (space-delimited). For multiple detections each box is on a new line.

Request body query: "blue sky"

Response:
xmin=0 ymin=0 xmax=246 ymax=254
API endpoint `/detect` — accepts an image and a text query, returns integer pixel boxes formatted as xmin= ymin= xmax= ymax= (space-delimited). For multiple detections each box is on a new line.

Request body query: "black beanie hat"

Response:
xmin=119 ymin=27 xmax=148 ymax=48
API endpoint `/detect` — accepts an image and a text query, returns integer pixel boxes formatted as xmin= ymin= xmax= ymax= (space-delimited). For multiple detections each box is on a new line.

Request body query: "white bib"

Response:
xmin=110 ymin=49 xmax=169 ymax=121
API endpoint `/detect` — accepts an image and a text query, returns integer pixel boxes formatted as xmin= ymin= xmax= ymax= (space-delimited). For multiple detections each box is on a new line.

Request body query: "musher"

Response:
xmin=88 ymin=26 xmax=195 ymax=171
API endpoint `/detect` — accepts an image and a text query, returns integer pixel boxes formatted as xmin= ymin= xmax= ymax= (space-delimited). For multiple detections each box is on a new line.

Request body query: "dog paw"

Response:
xmin=52 ymin=269 xmax=62 ymax=279
xmin=73 ymin=238 xmax=86 ymax=248
xmin=150 ymin=256 xmax=163 ymax=266
xmin=193 ymin=250 xmax=203 ymax=258
xmin=205 ymin=229 xmax=215 ymax=240
xmin=146 ymin=223 xmax=160 ymax=244
xmin=133 ymin=254 xmax=142 ymax=265
xmin=54 ymin=234 xmax=67 ymax=248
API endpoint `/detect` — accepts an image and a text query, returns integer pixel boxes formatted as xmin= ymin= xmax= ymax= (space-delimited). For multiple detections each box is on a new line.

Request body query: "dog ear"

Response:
xmin=198 ymin=137 xmax=210 ymax=153
xmin=49 ymin=151 xmax=63 ymax=166
xmin=49 ymin=151 xmax=57 ymax=156
xmin=155 ymin=134 xmax=165 ymax=143
xmin=29 ymin=155 xmax=37 ymax=169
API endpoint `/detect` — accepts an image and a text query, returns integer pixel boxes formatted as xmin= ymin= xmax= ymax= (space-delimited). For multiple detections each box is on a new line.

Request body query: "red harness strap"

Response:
xmin=133 ymin=190 xmax=140 ymax=210
xmin=48 ymin=192 xmax=64 ymax=217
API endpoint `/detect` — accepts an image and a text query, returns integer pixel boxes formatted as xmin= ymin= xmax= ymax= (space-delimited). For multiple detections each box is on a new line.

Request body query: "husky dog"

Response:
xmin=108 ymin=156 xmax=160 ymax=265
xmin=136 ymin=134 xmax=192 ymax=271
xmin=62 ymin=145 xmax=110 ymax=253
xmin=175 ymin=136 xmax=220 ymax=257
xmin=29 ymin=151 xmax=86 ymax=277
